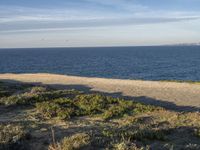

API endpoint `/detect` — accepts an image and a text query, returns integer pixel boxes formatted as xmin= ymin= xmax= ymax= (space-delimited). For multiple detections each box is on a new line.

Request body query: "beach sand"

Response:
xmin=0 ymin=73 xmax=200 ymax=111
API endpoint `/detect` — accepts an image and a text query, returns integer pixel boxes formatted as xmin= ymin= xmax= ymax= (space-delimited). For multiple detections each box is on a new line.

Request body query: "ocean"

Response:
xmin=0 ymin=46 xmax=200 ymax=81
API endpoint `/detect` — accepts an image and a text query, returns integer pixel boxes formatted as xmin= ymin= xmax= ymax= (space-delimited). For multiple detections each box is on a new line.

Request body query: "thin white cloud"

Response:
xmin=0 ymin=2 xmax=200 ymax=33
xmin=0 ymin=5 xmax=104 ymax=22
xmin=0 ymin=0 xmax=200 ymax=48
xmin=0 ymin=16 xmax=199 ymax=33
xmin=84 ymin=0 xmax=148 ymax=12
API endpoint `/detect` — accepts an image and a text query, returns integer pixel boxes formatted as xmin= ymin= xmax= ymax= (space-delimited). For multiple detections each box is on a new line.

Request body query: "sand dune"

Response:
xmin=0 ymin=73 xmax=200 ymax=111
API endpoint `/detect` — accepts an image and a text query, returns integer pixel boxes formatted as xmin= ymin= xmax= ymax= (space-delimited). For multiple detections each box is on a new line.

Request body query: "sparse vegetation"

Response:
xmin=0 ymin=123 xmax=30 ymax=150
xmin=35 ymin=93 xmax=158 ymax=121
xmin=0 ymin=87 xmax=81 ymax=106
xmin=0 ymin=81 xmax=200 ymax=150
xmin=49 ymin=133 xmax=91 ymax=150
xmin=36 ymin=98 xmax=77 ymax=120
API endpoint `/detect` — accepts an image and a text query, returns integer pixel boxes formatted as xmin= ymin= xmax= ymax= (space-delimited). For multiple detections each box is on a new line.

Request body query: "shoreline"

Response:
xmin=0 ymin=73 xmax=200 ymax=111
xmin=1 ymin=72 xmax=200 ymax=84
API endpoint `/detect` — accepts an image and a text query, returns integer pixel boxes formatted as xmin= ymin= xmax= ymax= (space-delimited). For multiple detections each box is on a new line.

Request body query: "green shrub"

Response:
xmin=133 ymin=103 xmax=160 ymax=114
xmin=38 ymin=90 xmax=82 ymax=100
xmin=36 ymin=102 xmax=61 ymax=119
xmin=101 ymin=97 xmax=158 ymax=120
xmin=102 ymin=101 xmax=134 ymax=120
xmin=36 ymin=98 xmax=77 ymax=120
xmin=74 ymin=94 xmax=108 ymax=115
xmin=0 ymin=93 xmax=40 ymax=106
xmin=35 ymin=93 xmax=159 ymax=121
xmin=0 ymin=89 xmax=81 ymax=106
xmin=37 ymin=94 xmax=115 ymax=120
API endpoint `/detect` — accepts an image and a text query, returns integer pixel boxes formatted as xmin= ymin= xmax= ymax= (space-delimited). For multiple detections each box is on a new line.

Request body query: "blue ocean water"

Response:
xmin=0 ymin=46 xmax=200 ymax=81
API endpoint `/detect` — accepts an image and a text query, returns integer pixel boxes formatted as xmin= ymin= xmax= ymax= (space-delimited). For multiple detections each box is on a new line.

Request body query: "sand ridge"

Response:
xmin=0 ymin=73 xmax=200 ymax=111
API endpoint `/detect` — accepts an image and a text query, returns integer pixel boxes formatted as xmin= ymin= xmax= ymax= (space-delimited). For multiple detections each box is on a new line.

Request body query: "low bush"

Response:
xmin=74 ymin=94 xmax=108 ymax=115
xmin=36 ymin=93 xmax=159 ymax=121
xmin=0 ymin=88 xmax=81 ymax=106
xmin=102 ymin=100 xmax=134 ymax=120
xmin=1 ymin=82 xmax=159 ymax=121
xmin=133 ymin=103 xmax=160 ymax=114
xmin=36 ymin=98 xmax=77 ymax=120
xmin=0 ymin=93 xmax=36 ymax=106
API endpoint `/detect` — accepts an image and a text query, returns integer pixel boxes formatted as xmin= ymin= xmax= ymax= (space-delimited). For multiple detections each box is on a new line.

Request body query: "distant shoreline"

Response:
xmin=0 ymin=72 xmax=200 ymax=84
xmin=1 ymin=44 xmax=200 ymax=50
xmin=0 ymin=73 xmax=200 ymax=111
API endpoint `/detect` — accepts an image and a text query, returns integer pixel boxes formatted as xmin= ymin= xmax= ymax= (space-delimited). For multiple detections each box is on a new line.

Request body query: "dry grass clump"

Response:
xmin=29 ymin=86 xmax=48 ymax=94
xmin=49 ymin=133 xmax=91 ymax=150
xmin=114 ymin=142 xmax=148 ymax=150
xmin=102 ymin=124 xmax=169 ymax=144
xmin=0 ymin=123 xmax=30 ymax=150
xmin=98 ymin=111 xmax=200 ymax=149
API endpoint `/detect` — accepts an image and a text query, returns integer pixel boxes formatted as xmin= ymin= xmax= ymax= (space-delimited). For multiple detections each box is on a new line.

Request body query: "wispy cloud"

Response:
xmin=0 ymin=1 xmax=200 ymax=34
xmin=84 ymin=0 xmax=148 ymax=12
xmin=1 ymin=16 xmax=199 ymax=33
xmin=0 ymin=0 xmax=200 ymax=47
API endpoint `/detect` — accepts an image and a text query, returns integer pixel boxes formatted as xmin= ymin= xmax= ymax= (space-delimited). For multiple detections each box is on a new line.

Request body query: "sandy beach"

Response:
xmin=0 ymin=73 xmax=200 ymax=111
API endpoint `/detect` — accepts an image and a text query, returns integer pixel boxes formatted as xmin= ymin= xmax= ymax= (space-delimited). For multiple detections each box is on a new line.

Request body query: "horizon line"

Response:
xmin=1 ymin=43 xmax=200 ymax=49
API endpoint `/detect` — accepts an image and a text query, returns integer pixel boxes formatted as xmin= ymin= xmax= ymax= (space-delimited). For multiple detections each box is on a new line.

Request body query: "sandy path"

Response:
xmin=0 ymin=73 xmax=200 ymax=111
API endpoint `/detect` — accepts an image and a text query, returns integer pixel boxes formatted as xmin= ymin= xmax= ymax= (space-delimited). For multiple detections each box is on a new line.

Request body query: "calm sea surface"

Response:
xmin=0 ymin=46 xmax=200 ymax=81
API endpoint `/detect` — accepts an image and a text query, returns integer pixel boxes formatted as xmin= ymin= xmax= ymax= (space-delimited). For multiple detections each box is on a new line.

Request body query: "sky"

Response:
xmin=0 ymin=0 xmax=200 ymax=48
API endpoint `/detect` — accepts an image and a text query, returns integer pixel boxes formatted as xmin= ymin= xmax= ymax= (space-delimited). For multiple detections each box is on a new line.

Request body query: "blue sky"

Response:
xmin=0 ymin=0 xmax=200 ymax=48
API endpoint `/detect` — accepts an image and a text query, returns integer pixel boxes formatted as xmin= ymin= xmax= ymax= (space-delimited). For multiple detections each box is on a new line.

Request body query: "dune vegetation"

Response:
xmin=0 ymin=81 xmax=200 ymax=150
